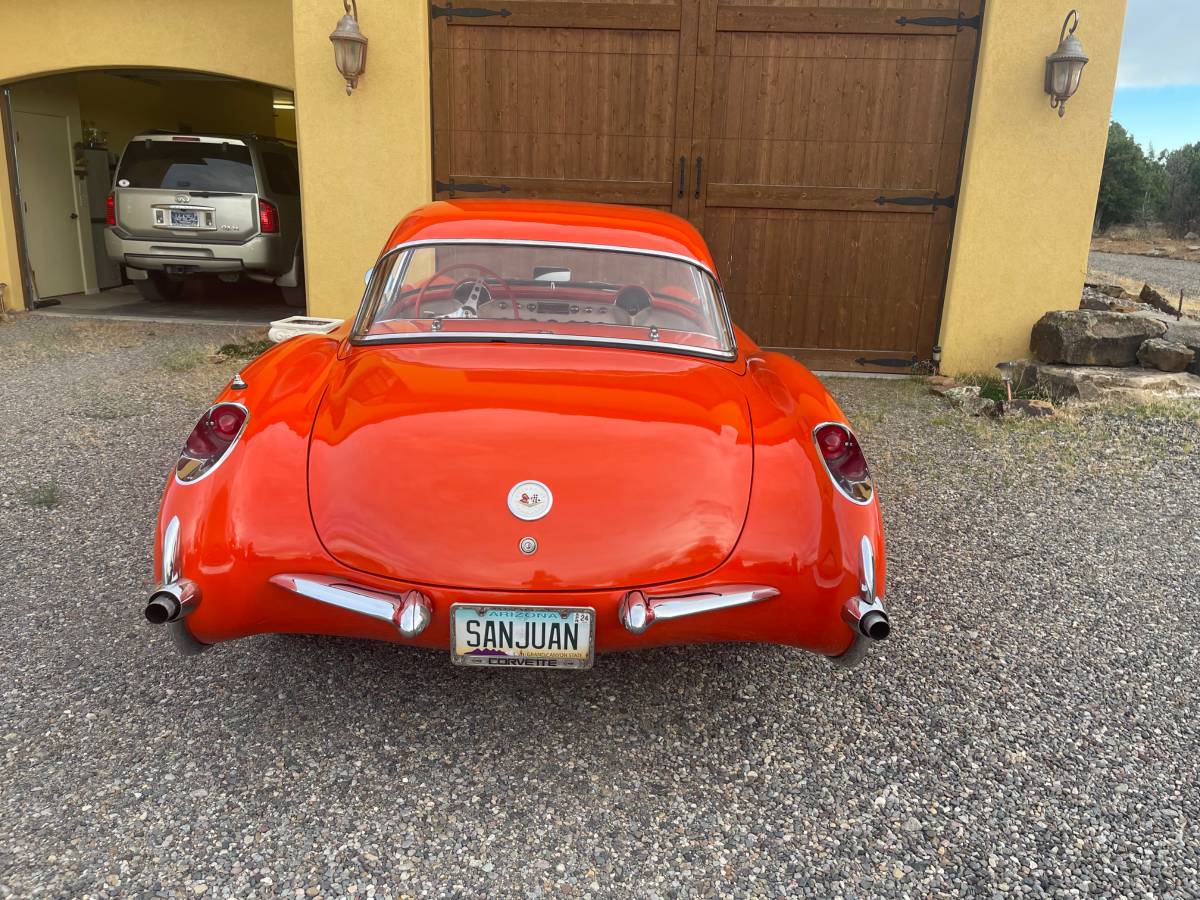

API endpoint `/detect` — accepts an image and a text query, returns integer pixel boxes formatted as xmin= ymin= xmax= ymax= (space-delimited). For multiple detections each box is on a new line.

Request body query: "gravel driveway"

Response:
xmin=1089 ymin=250 xmax=1200 ymax=300
xmin=1 ymin=315 xmax=1198 ymax=898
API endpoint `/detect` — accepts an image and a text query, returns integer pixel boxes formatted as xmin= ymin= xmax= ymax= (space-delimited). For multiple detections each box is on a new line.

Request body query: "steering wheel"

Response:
xmin=414 ymin=263 xmax=518 ymax=319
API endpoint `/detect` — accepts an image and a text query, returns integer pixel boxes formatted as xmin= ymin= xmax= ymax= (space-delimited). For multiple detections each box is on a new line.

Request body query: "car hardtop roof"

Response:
xmin=382 ymin=200 xmax=718 ymax=275
xmin=130 ymin=131 xmax=297 ymax=148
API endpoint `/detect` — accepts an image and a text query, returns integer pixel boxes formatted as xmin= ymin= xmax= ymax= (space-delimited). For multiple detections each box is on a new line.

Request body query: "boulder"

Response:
xmin=1137 ymin=338 xmax=1195 ymax=373
xmin=1164 ymin=320 xmax=1200 ymax=374
xmin=942 ymin=385 xmax=996 ymax=416
xmin=1185 ymin=231 xmax=1198 ymax=240
xmin=1030 ymin=310 xmax=1167 ymax=367
xmin=1145 ymin=248 xmax=1171 ymax=258
xmin=1012 ymin=360 xmax=1200 ymax=403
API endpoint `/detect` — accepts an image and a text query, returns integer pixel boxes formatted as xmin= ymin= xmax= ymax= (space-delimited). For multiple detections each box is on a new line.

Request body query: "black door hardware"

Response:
xmin=895 ymin=13 xmax=981 ymax=31
xmin=432 ymin=4 xmax=511 ymax=20
xmin=874 ymin=193 xmax=956 ymax=209
xmin=854 ymin=355 xmax=919 ymax=369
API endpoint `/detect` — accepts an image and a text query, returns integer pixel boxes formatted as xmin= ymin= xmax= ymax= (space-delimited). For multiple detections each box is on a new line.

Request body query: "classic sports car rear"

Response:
xmin=146 ymin=200 xmax=890 ymax=668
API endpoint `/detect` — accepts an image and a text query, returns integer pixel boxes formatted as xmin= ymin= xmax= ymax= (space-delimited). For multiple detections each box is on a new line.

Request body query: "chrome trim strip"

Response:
xmin=618 ymin=584 xmax=779 ymax=634
xmin=811 ymin=420 xmax=875 ymax=506
xmin=271 ymin=574 xmax=433 ymax=638
xmin=173 ymin=401 xmax=250 ymax=486
xmin=355 ymin=331 xmax=737 ymax=361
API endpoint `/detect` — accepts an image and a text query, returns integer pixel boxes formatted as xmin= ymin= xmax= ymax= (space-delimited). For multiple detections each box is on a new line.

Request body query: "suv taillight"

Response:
xmin=258 ymin=198 xmax=279 ymax=234
xmin=176 ymin=403 xmax=248 ymax=483
xmin=105 ymin=193 xmax=115 ymax=226
xmin=814 ymin=423 xmax=873 ymax=504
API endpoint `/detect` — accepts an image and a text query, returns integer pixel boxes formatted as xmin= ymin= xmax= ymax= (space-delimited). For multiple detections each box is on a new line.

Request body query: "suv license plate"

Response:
xmin=450 ymin=604 xmax=594 ymax=669
xmin=170 ymin=208 xmax=200 ymax=227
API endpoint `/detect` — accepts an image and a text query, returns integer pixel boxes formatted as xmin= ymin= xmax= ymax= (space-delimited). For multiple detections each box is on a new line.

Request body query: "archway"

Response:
xmin=4 ymin=68 xmax=301 ymax=321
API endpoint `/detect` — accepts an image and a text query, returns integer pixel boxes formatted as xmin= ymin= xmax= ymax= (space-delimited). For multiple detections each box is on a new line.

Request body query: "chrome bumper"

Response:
xmin=271 ymin=574 xmax=433 ymax=639
xmin=618 ymin=585 xmax=779 ymax=635
xmin=829 ymin=536 xmax=890 ymax=668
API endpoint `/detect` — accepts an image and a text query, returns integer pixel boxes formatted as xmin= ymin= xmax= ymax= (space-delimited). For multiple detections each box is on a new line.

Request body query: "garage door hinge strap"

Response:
xmin=874 ymin=193 xmax=956 ymax=209
xmin=854 ymin=355 xmax=919 ymax=369
xmin=895 ymin=13 xmax=981 ymax=31
xmin=435 ymin=180 xmax=512 ymax=195
xmin=432 ymin=3 xmax=512 ymax=20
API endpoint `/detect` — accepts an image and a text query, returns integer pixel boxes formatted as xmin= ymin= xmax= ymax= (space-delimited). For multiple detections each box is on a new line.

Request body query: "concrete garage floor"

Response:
xmin=37 ymin=279 xmax=292 ymax=326
xmin=0 ymin=316 xmax=1198 ymax=897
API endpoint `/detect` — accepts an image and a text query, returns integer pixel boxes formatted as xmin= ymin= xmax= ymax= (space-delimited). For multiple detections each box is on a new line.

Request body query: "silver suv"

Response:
xmin=105 ymin=133 xmax=304 ymax=306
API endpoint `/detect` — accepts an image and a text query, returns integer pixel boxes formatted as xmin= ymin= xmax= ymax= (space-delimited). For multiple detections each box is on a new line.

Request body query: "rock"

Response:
xmin=1085 ymin=282 xmax=1132 ymax=300
xmin=1144 ymin=248 xmax=1171 ymax=258
xmin=1012 ymin=360 xmax=1200 ymax=403
xmin=1137 ymin=338 xmax=1195 ymax=373
xmin=1080 ymin=287 xmax=1140 ymax=313
xmin=1188 ymin=246 xmax=1200 ymax=252
xmin=1185 ymin=231 xmax=1198 ymax=240
xmin=942 ymin=385 xmax=996 ymax=416
xmin=1003 ymin=399 xmax=1055 ymax=418
xmin=1138 ymin=284 xmax=1180 ymax=316
xmin=1030 ymin=310 xmax=1167 ymax=367
xmin=1164 ymin=320 xmax=1200 ymax=374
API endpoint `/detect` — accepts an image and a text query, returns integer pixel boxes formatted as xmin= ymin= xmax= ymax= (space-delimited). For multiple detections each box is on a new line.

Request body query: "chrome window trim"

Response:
xmin=173 ymin=401 xmax=250 ymax=486
xmin=354 ymin=331 xmax=738 ymax=361
xmin=350 ymin=239 xmax=737 ymax=360
xmin=811 ymin=420 xmax=875 ymax=506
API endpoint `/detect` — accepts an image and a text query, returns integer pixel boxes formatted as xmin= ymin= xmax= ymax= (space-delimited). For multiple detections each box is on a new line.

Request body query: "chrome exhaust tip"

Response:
xmin=145 ymin=580 xmax=200 ymax=625
xmin=841 ymin=594 xmax=891 ymax=640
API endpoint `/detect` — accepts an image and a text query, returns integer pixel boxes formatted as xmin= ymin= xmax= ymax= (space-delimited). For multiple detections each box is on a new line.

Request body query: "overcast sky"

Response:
xmin=1115 ymin=0 xmax=1200 ymax=87
xmin=1110 ymin=0 xmax=1199 ymax=152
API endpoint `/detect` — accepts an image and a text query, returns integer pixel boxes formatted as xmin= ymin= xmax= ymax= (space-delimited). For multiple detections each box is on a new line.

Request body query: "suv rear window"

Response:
xmin=117 ymin=140 xmax=257 ymax=192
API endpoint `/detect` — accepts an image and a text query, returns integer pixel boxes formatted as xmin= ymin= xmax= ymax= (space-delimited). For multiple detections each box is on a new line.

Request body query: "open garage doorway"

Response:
xmin=2 ymin=69 xmax=301 ymax=324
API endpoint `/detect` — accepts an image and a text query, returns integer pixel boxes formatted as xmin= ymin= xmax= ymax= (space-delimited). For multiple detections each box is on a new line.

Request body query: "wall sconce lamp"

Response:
xmin=1045 ymin=10 xmax=1088 ymax=117
xmin=330 ymin=0 xmax=368 ymax=96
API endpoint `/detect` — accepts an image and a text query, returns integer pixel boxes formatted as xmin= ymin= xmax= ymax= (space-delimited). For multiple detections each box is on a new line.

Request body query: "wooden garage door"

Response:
xmin=430 ymin=0 xmax=981 ymax=372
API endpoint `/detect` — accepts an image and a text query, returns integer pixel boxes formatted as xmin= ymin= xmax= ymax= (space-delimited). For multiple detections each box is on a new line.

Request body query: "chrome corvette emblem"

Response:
xmin=507 ymin=480 xmax=552 ymax=521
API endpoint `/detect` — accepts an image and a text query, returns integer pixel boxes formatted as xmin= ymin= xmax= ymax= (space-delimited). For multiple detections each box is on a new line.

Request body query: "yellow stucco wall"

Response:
xmin=289 ymin=0 xmax=432 ymax=320
xmin=938 ymin=0 xmax=1128 ymax=375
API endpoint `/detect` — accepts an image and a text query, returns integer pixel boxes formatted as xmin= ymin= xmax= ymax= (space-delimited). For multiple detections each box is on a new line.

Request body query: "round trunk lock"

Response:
xmin=519 ymin=537 xmax=538 ymax=555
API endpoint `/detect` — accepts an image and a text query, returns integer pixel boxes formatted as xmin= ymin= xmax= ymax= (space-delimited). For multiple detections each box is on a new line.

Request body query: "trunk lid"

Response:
xmin=308 ymin=344 xmax=753 ymax=591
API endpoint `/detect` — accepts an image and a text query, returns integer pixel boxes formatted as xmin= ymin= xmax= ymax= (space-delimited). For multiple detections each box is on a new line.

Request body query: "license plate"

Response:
xmin=450 ymin=604 xmax=594 ymax=669
xmin=170 ymin=208 xmax=200 ymax=227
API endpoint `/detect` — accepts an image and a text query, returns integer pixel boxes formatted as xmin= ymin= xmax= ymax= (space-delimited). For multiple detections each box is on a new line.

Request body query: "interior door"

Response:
xmin=686 ymin=0 xmax=980 ymax=372
xmin=12 ymin=110 xmax=86 ymax=299
xmin=430 ymin=0 xmax=698 ymax=215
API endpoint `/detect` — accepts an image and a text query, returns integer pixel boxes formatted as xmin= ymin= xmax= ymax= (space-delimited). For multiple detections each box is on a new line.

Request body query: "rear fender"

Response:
xmin=154 ymin=332 xmax=344 ymax=639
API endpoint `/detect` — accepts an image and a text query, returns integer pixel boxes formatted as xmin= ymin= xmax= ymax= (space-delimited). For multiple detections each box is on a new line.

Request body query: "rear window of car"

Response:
xmin=116 ymin=140 xmax=257 ymax=192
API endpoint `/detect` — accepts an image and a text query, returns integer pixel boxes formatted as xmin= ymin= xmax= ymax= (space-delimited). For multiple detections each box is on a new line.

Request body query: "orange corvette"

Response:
xmin=146 ymin=200 xmax=889 ymax=668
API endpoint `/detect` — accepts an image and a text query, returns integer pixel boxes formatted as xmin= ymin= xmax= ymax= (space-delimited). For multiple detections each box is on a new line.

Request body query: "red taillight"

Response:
xmin=814 ymin=423 xmax=873 ymax=503
xmin=105 ymin=193 xmax=116 ymax=226
xmin=258 ymin=198 xmax=278 ymax=234
xmin=177 ymin=403 xmax=248 ymax=483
